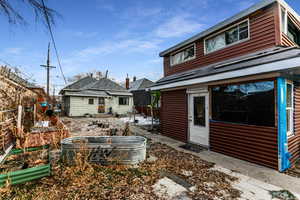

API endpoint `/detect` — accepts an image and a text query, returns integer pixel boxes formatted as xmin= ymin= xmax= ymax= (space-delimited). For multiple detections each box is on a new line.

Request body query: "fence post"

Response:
xmin=17 ymin=105 xmax=22 ymax=134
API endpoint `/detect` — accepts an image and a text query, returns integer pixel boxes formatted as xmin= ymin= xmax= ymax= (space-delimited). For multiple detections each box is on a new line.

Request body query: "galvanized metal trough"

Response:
xmin=61 ymin=136 xmax=147 ymax=165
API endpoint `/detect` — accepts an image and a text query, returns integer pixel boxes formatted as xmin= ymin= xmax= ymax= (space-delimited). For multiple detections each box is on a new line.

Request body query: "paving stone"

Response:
xmin=147 ymin=155 xmax=158 ymax=163
xmin=152 ymin=177 xmax=192 ymax=200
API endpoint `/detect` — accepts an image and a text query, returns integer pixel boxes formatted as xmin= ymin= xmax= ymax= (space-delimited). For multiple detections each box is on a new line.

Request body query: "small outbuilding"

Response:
xmin=60 ymin=76 xmax=133 ymax=116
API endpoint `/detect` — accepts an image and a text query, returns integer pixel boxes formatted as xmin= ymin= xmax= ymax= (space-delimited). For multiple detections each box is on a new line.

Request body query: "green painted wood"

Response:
xmin=10 ymin=145 xmax=49 ymax=155
xmin=0 ymin=146 xmax=51 ymax=187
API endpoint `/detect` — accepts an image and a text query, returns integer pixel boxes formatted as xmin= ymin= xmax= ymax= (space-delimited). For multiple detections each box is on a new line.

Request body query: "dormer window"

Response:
xmin=281 ymin=8 xmax=300 ymax=46
xmin=170 ymin=44 xmax=195 ymax=66
xmin=205 ymin=20 xmax=249 ymax=54
xmin=287 ymin=20 xmax=300 ymax=45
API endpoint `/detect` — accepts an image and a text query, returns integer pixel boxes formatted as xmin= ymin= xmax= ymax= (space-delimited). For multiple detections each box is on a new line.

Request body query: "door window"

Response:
xmin=194 ymin=96 xmax=206 ymax=127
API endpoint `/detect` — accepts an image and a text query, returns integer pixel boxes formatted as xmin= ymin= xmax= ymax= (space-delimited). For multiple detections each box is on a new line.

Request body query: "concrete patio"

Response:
xmin=130 ymin=125 xmax=300 ymax=199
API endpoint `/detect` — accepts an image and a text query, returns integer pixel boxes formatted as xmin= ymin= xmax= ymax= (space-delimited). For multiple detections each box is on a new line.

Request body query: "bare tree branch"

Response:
xmin=0 ymin=0 xmax=59 ymax=25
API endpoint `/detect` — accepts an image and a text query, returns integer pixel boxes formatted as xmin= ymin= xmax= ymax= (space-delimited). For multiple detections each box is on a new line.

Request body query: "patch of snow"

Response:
xmin=120 ymin=116 xmax=159 ymax=125
xmin=181 ymin=170 xmax=193 ymax=177
xmin=147 ymin=155 xmax=158 ymax=163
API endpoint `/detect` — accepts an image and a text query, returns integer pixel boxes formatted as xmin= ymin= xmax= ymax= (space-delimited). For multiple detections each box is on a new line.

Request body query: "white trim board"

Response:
xmin=0 ymin=144 xmax=13 ymax=164
xmin=150 ymin=57 xmax=300 ymax=91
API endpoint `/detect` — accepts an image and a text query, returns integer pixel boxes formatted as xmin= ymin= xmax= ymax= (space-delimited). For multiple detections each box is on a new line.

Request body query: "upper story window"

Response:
xmin=205 ymin=20 xmax=249 ymax=54
xmin=281 ymin=8 xmax=300 ymax=46
xmin=170 ymin=44 xmax=195 ymax=66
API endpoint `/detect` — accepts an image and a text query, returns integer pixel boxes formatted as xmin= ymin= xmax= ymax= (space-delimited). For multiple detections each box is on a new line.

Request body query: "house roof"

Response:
xmin=63 ymin=76 xmax=97 ymax=90
xmin=151 ymin=47 xmax=300 ymax=90
xmin=129 ymin=78 xmax=154 ymax=91
xmin=64 ymin=90 xmax=110 ymax=97
xmin=159 ymin=0 xmax=300 ymax=57
xmin=107 ymin=91 xmax=133 ymax=96
xmin=60 ymin=76 xmax=131 ymax=97
xmin=84 ymin=78 xmax=127 ymax=91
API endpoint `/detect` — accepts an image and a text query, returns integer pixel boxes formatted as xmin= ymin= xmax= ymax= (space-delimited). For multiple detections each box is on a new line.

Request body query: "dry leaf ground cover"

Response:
xmin=0 ymin=142 xmax=240 ymax=200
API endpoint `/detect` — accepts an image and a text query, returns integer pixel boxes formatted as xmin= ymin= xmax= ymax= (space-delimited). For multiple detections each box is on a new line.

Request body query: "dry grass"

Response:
xmin=0 ymin=142 xmax=240 ymax=200
xmin=0 ymin=149 xmax=48 ymax=173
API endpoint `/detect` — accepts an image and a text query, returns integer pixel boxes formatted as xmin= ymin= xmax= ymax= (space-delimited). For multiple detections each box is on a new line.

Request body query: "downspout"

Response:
xmin=277 ymin=77 xmax=291 ymax=172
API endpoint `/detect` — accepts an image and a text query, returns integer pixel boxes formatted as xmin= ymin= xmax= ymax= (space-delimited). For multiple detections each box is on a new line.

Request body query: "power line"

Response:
xmin=41 ymin=0 xmax=67 ymax=85
xmin=0 ymin=58 xmax=36 ymax=82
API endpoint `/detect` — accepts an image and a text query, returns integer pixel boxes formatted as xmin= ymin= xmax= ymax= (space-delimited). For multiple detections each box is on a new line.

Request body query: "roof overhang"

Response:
xmin=106 ymin=91 xmax=133 ymax=96
xmin=64 ymin=91 xmax=110 ymax=98
xmin=150 ymin=56 xmax=300 ymax=91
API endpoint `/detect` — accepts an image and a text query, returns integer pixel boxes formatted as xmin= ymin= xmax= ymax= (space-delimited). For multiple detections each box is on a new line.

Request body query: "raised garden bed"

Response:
xmin=0 ymin=145 xmax=50 ymax=187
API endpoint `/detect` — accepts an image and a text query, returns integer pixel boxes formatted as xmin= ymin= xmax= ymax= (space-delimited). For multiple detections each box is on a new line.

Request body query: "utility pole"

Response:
xmin=52 ymin=85 xmax=56 ymax=102
xmin=41 ymin=43 xmax=56 ymax=97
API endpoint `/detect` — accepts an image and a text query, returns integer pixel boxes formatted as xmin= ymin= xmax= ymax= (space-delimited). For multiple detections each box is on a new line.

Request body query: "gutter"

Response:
xmin=149 ymin=57 xmax=300 ymax=90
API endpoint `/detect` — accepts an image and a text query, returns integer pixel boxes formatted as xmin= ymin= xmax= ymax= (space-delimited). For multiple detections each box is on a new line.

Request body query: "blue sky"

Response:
xmin=0 ymin=0 xmax=299 ymax=93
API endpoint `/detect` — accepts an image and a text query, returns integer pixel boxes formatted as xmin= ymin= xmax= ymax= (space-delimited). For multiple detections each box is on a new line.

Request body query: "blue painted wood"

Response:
xmin=277 ymin=77 xmax=291 ymax=172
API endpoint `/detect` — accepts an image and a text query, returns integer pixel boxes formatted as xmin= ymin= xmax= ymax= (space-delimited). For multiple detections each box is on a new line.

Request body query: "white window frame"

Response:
xmin=204 ymin=19 xmax=250 ymax=55
xmin=281 ymin=8 xmax=288 ymax=34
xmin=170 ymin=44 xmax=196 ymax=66
xmin=286 ymin=81 xmax=294 ymax=137
xmin=119 ymin=97 xmax=129 ymax=106
xmin=88 ymin=98 xmax=94 ymax=105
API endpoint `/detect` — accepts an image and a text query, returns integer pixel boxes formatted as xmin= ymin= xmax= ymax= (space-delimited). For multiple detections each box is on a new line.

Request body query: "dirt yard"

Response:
xmin=1 ymin=117 xmax=296 ymax=200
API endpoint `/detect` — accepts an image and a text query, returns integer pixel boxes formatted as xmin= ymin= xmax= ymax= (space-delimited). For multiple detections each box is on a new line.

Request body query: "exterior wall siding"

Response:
xmin=164 ymin=4 xmax=278 ymax=77
xmin=210 ymin=121 xmax=278 ymax=169
xmin=69 ymin=97 xmax=99 ymax=116
xmin=282 ymin=33 xmax=297 ymax=46
xmin=68 ymin=96 xmax=133 ymax=116
xmin=160 ymin=90 xmax=188 ymax=142
xmin=108 ymin=96 xmax=133 ymax=115
xmin=289 ymin=82 xmax=300 ymax=166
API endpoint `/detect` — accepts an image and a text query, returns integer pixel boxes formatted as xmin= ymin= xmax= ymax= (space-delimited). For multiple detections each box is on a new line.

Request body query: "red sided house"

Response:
xmin=150 ymin=0 xmax=300 ymax=171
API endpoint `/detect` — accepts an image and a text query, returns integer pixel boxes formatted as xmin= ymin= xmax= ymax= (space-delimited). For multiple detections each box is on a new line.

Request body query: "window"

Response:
xmin=98 ymin=97 xmax=105 ymax=105
xmin=119 ymin=97 xmax=129 ymax=105
xmin=287 ymin=19 xmax=300 ymax=45
xmin=205 ymin=20 xmax=249 ymax=54
xmin=281 ymin=9 xmax=300 ymax=46
xmin=88 ymin=98 xmax=94 ymax=105
xmin=170 ymin=45 xmax=195 ymax=66
xmin=281 ymin=8 xmax=287 ymax=33
xmin=212 ymin=81 xmax=275 ymax=127
xmin=286 ymin=82 xmax=294 ymax=136
xmin=194 ymin=96 xmax=206 ymax=126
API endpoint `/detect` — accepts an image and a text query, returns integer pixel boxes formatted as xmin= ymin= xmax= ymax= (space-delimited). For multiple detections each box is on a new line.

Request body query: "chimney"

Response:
xmin=125 ymin=74 xmax=130 ymax=90
xmin=96 ymin=71 xmax=102 ymax=80
xmin=133 ymin=76 xmax=137 ymax=82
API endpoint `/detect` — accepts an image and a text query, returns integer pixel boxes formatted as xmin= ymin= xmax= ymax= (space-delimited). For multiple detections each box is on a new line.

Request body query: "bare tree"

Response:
xmin=0 ymin=0 xmax=58 ymax=25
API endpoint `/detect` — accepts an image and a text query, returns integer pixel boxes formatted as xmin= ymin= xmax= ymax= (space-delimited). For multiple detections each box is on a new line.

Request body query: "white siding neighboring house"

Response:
xmin=60 ymin=76 xmax=133 ymax=117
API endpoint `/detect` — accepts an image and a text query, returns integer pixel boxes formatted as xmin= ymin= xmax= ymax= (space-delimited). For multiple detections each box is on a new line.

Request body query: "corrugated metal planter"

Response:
xmin=0 ymin=145 xmax=51 ymax=187
xmin=61 ymin=136 xmax=147 ymax=165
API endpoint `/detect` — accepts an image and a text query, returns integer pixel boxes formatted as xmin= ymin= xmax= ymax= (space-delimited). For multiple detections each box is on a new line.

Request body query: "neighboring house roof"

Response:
xmin=151 ymin=47 xmax=300 ymax=90
xmin=159 ymin=0 xmax=300 ymax=57
xmin=129 ymin=78 xmax=154 ymax=91
xmin=107 ymin=91 xmax=133 ymax=96
xmin=84 ymin=78 xmax=127 ymax=91
xmin=60 ymin=76 xmax=131 ymax=97
xmin=64 ymin=90 xmax=110 ymax=97
xmin=63 ymin=76 xmax=97 ymax=90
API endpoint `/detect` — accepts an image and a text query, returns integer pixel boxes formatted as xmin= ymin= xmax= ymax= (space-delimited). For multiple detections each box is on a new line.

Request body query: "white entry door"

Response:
xmin=188 ymin=93 xmax=209 ymax=146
